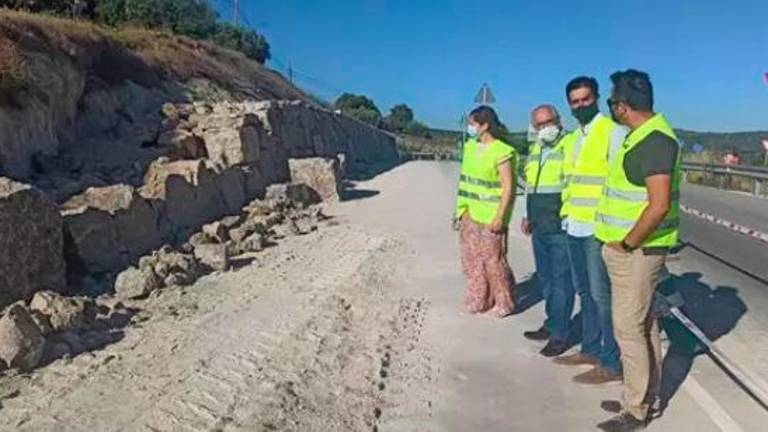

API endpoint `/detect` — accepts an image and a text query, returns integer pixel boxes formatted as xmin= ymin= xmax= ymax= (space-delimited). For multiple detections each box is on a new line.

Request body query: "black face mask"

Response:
xmin=607 ymin=99 xmax=623 ymax=125
xmin=571 ymin=103 xmax=599 ymax=125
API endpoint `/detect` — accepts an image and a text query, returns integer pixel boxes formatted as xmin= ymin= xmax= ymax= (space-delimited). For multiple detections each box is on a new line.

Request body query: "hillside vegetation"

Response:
xmin=0 ymin=0 xmax=270 ymax=63
xmin=0 ymin=10 xmax=307 ymax=103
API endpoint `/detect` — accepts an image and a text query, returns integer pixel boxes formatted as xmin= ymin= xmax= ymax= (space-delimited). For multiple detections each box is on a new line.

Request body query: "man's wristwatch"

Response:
xmin=620 ymin=240 xmax=636 ymax=252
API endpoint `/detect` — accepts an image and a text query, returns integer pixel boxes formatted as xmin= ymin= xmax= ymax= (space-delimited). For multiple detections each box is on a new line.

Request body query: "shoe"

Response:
xmin=602 ymin=400 xmax=663 ymax=419
xmin=553 ymin=352 xmax=599 ymax=367
xmin=597 ymin=412 xmax=647 ymax=431
xmin=601 ymin=400 xmax=622 ymax=413
xmin=573 ymin=366 xmax=622 ymax=385
xmin=539 ymin=340 xmax=570 ymax=357
xmin=524 ymin=326 xmax=550 ymax=341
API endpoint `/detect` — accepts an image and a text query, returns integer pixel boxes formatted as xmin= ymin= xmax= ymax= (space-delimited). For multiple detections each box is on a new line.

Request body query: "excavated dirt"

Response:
xmin=0 ymin=221 xmax=434 ymax=431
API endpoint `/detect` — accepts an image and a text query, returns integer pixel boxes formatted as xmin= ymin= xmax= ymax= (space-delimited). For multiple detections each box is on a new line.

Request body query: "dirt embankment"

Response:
xmin=0 ymin=10 xmax=400 ymax=380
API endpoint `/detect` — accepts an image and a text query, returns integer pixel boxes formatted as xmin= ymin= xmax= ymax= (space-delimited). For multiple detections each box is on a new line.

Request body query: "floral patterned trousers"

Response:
xmin=459 ymin=216 xmax=516 ymax=317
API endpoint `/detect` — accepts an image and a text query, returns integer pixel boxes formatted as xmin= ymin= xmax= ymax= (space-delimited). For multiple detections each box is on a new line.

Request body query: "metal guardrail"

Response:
xmin=399 ymin=151 xmax=460 ymax=161
xmin=399 ymin=152 xmax=768 ymax=196
xmin=682 ymin=162 xmax=768 ymax=195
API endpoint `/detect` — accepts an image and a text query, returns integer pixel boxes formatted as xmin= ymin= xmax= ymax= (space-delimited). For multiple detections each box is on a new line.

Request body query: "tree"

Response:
xmin=384 ymin=103 xmax=414 ymax=132
xmin=212 ymin=23 xmax=271 ymax=63
xmin=334 ymin=93 xmax=382 ymax=127
xmin=406 ymin=121 xmax=431 ymax=138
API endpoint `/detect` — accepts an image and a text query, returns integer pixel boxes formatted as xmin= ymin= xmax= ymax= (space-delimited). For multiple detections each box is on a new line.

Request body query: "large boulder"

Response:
xmin=194 ymin=111 xmax=264 ymax=168
xmin=0 ymin=178 xmax=65 ymax=309
xmin=61 ymin=184 xmax=164 ymax=273
xmin=139 ymin=159 xmax=229 ymax=232
xmin=193 ymin=243 xmax=229 ymax=272
xmin=266 ymin=183 xmax=321 ymax=209
xmin=29 ymin=291 xmax=89 ymax=332
xmin=114 ymin=266 xmax=161 ymax=299
xmin=156 ymin=129 xmax=207 ymax=160
xmin=288 ymin=157 xmax=342 ymax=202
xmin=0 ymin=303 xmax=46 ymax=371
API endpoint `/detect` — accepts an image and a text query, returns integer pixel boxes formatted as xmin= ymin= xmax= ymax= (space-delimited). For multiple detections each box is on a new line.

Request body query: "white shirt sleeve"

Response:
xmin=608 ymin=125 xmax=629 ymax=164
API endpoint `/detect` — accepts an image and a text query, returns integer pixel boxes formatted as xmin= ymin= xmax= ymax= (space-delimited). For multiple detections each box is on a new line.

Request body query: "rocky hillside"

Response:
xmin=0 ymin=9 xmax=398 ymax=332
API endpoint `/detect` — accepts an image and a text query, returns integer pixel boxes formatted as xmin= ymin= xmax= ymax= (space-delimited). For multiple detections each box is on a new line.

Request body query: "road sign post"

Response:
xmin=474 ymin=83 xmax=496 ymax=105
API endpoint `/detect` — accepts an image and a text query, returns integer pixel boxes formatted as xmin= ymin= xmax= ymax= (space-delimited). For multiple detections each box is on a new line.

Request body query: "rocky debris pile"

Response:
xmin=0 ymin=179 xmax=66 ymax=310
xmin=0 ymin=183 xmax=328 ymax=374
xmin=58 ymin=99 xmax=393 ymax=276
xmin=0 ymin=291 xmax=133 ymax=371
xmin=113 ymin=183 xmax=326 ymax=302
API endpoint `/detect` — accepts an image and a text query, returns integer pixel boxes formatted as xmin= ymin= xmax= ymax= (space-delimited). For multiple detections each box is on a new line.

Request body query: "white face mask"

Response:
xmin=537 ymin=125 xmax=561 ymax=143
xmin=467 ymin=124 xmax=479 ymax=138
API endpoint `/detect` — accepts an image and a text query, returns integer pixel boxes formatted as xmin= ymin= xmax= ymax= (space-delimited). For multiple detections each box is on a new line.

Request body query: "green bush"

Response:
xmin=334 ymin=93 xmax=382 ymax=126
xmin=2 ymin=0 xmax=271 ymax=64
xmin=211 ymin=23 xmax=271 ymax=64
xmin=405 ymin=121 xmax=431 ymax=138
xmin=384 ymin=103 xmax=414 ymax=132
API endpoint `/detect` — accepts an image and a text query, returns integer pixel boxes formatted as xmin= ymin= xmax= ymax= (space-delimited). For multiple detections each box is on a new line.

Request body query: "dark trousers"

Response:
xmin=532 ymin=230 xmax=574 ymax=343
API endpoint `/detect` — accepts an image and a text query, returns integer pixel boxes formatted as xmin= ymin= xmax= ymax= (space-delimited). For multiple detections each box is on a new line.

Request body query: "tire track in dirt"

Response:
xmin=0 ymin=225 xmax=434 ymax=432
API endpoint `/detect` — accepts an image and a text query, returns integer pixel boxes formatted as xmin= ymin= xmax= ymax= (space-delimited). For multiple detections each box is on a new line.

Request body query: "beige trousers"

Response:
xmin=602 ymin=246 xmax=666 ymax=420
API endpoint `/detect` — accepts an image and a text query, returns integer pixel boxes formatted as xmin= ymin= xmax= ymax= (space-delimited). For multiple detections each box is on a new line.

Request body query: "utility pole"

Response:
xmin=233 ymin=0 xmax=239 ymax=25
xmin=288 ymin=62 xmax=294 ymax=84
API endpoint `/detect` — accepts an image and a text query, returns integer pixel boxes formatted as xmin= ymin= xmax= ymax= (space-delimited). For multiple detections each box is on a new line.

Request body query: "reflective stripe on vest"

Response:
xmin=595 ymin=212 xmax=679 ymax=230
xmin=604 ymin=188 xmax=680 ymax=202
xmin=458 ymin=189 xmax=502 ymax=203
xmin=569 ymin=197 xmax=600 ymax=207
xmin=594 ymin=114 xmax=681 ymax=248
xmin=560 ymin=116 xmax=617 ymax=222
xmin=460 ymin=174 xmax=501 ymax=188
xmin=570 ymin=174 xmax=606 ymax=186
xmin=525 ymin=139 xmax=567 ymax=196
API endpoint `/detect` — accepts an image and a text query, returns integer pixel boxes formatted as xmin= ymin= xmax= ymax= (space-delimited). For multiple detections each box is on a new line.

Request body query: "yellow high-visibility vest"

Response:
xmin=525 ymin=137 xmax=567 ymax=195
xmin=456 ymin=138 xmax=516 ymax=225
xmin=594 ymin=114 xmax=681 ymax=247
xmin=560 ymin=115 xmax=618 ymax=223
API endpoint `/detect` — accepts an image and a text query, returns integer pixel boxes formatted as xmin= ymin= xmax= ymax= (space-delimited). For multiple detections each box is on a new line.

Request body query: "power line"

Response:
xmin=226 ymin=2 xmax=343 ymax=99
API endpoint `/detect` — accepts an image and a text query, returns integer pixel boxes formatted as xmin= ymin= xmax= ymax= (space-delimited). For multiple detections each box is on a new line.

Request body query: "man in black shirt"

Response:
xmin=595 ymin=70 xmax=681 ymax=432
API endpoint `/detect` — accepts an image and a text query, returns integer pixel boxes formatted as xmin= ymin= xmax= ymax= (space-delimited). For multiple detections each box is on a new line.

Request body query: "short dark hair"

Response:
xmin=469 ymin=105 xmax=508 ymax=140
xmin=610 ymin=69 xmax=654 ymax=112
xmin=565 ymin=76 xmax=599 ymax=101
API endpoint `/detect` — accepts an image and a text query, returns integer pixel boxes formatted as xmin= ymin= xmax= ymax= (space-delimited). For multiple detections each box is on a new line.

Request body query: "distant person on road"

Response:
xmin=554 ymin=77 xmax=625 ymax=383
xmin=520 ymin=105 xmax=575 ymax=355
xmin=722 ymin=150 xmax=741 ymax=189
xmin=595 ymin=69 xmax=681 ymax=432
xmin=455 ymin=105 xmax=517 ymax=317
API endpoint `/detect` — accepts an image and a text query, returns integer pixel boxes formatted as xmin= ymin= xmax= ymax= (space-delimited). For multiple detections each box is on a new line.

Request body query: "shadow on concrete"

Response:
xmin=659 ymin=272 xmax=747 ymax=412
xmin=511 ymin=276 xmax=542 ymax=315
xmin=340 ymin=188 xmax=380 ymax=202
xmin=346 ymin=159 xmax=405 ymax=182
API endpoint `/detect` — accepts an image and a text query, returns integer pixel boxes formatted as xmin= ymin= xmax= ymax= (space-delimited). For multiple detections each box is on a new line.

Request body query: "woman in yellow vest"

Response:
xmin=455 ymin=106 xmax=517 ymax=317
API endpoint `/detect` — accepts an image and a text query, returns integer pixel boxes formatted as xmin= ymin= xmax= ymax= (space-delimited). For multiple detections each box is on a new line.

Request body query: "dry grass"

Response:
xmin=0 ymin=38 xmax=26 ymax=93
xmin=0 ymin=9 xmax=311 ymax=102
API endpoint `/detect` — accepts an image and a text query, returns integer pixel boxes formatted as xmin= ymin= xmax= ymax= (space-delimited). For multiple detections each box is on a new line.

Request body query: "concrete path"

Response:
xmin=337 ymin=161 xmax=768 ymax=431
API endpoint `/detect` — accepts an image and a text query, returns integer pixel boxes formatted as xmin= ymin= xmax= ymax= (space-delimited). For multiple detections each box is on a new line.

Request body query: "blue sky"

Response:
xmin=226 ymin=0 xmax=767 ymax=132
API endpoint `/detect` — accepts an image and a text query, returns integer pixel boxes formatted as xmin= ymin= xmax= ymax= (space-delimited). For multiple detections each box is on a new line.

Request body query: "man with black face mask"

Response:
xmin=553 ymin=77 xmax=626 ymax=386
xmin=595 ymin=69 xmax=681 ymax=432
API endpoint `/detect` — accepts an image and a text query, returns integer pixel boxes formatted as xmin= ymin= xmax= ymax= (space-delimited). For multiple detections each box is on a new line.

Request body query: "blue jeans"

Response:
xmin=568 ymin=235 xmax=621 ymax=374
xmin=532 ymin=230 xmax=574 ymax=343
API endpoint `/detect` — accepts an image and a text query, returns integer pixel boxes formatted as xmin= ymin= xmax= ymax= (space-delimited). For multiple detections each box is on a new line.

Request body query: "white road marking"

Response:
xmin=683 ymin=375 xmax=745 ymax=432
